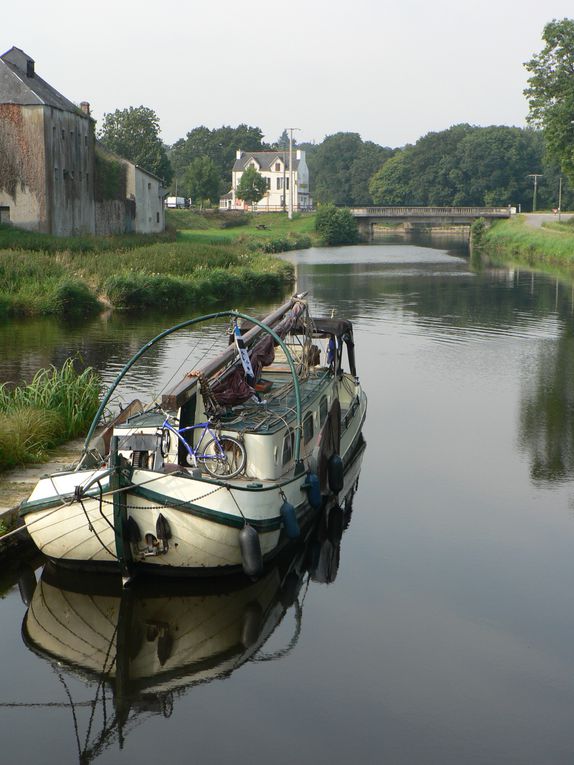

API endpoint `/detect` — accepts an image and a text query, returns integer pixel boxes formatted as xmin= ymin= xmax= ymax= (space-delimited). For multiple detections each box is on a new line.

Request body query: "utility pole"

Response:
xmin=528 ymin=174 xmax=543 ymax=213
xmin=286 ymin=127 xmax=300 ymax=220
xmin=558 ymin=176 xmax=563 ymax=222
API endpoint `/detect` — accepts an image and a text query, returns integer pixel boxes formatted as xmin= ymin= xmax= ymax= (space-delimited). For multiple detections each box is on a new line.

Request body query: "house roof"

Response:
xmin=0 ymin=46 xmax=87 ymax=117
xmin=233 ymin=151 xmax=300 ymax=173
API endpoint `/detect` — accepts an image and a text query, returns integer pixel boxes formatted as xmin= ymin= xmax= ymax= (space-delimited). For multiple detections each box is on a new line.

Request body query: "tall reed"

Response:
xmin=0 ymin=359 xmax=101 ymax=470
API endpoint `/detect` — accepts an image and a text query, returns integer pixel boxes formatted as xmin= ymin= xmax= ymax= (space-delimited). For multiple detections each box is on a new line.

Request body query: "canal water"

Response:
xmin=2 ymin=237 xmax=574 ymax=764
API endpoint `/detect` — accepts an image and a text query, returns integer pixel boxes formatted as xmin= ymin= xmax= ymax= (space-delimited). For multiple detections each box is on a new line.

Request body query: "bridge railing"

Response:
xmin=350 ymin=206 xmax=512 ymax=218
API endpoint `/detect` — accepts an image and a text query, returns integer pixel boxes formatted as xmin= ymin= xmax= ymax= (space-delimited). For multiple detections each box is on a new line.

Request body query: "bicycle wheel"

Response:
xmin=202 ymin=436 xmax=246 ymax=478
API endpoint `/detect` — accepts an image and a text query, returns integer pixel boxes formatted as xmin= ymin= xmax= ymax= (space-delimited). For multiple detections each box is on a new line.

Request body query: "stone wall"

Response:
xmin=0 ymin=104 xmax=47 ymax=231
xmin=95 ymin=199 xmax=133 ymax=235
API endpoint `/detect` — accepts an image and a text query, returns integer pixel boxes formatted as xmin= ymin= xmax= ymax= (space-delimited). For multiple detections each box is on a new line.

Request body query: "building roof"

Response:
xmin=233 ymin=151 xmax=300 ymax=173
xmin=0 ymin=46 xmax=87 ymax=117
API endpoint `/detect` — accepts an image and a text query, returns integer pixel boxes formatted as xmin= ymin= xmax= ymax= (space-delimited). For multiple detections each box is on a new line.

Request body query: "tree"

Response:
xmin=369 ymin=151 xmax=414 ymax=205
xmin=98 ymin=106 xmax=173 ymax=183
xmin=368 ymin=124 xmax=549 ymax=210
xmin=236 ymin=166 xmax=268 ymax=206
xmin=309 ymin=133 xmax=364 ymax=205
xmin=169 ymin=124 xmax=267 ymax=196
xmin=524 ymin=19 xmax=574 ymax=182
xmin=185 ymin=157 xmax=220 ymax=205
xmin=307 ymin=132 xmax=393 ymax=206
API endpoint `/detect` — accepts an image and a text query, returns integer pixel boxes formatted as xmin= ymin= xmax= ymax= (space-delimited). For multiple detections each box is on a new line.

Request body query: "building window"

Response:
xmin=276 ymin=178 xmax=282 ymax=190
xmin=54 ymin=167 xmax=59 ymax=180
xmin=84 ymin=135 xmax=88 ymax=147
xmin=148 ymin=182 xmax=151 ymax=190
xmin=275 ymin=162 xmax=281 ymax=171
xmin=265 ymin=177 xmax=270 ymax=189
xmin=0 ymin=206 xmax=10 ymax=223
xmin=156 ymin=212 xmax=160 ymax=223
xmin=61 ymin=129 xmax=65 ymax=140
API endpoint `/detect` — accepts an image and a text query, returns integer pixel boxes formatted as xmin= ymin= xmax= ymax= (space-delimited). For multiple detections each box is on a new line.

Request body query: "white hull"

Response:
xmin=24 ymin=469 xmax=312 ymax=572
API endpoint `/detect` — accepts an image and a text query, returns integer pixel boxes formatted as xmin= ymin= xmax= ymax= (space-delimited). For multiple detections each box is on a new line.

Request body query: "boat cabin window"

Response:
xmin=303 ymin=412 xmax=314 ymax=444
xmin=319 ymin=396 xmax=328 ymax=427
xmin=282 ymin=429 xmax=294 ymax=465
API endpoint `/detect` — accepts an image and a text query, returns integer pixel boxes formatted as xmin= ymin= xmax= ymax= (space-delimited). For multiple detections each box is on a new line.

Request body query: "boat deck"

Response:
xmin=218 ymin=368 xmax=331 ymax=435
xmin=116 ymin=368 xmax=332 ymax=437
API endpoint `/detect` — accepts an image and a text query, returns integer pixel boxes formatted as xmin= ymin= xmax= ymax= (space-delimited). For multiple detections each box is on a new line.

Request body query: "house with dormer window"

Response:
xmin=220 ymin=149 xmax=312 ymax=211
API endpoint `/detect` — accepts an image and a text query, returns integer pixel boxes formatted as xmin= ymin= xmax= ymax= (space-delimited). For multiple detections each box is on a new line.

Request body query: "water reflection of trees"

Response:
xmin=0 ymin=299 xmax=282 ymax=406
xmin=298 ymin=259 xmax=573 ymax=331
xmin=519 ymin=325 xmax=574 ymax=483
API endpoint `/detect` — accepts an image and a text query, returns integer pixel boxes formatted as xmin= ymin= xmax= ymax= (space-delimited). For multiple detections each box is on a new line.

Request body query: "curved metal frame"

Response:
xmin=82 ymin=308 xmax=304 ymax=466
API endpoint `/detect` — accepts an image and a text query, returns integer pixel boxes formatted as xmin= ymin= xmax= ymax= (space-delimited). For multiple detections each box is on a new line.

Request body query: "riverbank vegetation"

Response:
xmin=0 ymin=211 xmax=312 ymax=317
xmin=0 ymin=359 xmax=100 ymax=471
xmin=314 ymin=205 xmax=359 ymax=245
xmin=478 ymin=216 xmax=574 ymax=271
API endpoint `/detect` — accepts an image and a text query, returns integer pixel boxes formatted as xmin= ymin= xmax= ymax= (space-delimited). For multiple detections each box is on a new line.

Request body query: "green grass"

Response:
xmin=0 ymin=359 xmax=101 ymax=471
xmin=480 ymin=215 xmax=574 ymax=271
xmin=0 ymin=211 xmax=307 ymax=315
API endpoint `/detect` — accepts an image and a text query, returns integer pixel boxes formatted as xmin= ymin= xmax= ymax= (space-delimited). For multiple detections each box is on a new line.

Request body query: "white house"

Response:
xmin=220 ymin=149 xmax=312 ymax=212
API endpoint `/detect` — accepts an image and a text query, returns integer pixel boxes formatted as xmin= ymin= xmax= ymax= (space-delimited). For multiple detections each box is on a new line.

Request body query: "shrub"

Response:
xmin=45 ymin=280 xmax=101 ymax=316
xmin=103 ymin=273 xmax=191 ymax=309
xmin=315 ymin=205 xmax=359 ymax=246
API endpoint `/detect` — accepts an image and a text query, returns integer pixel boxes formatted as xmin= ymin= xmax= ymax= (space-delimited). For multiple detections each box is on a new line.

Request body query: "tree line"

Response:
xmin=97 ymin=17 xmax=574 ymax=211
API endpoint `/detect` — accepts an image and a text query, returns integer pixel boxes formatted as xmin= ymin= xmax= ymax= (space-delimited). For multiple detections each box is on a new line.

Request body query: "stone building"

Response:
xmin=94 ymin=144 xmax=166 ymax=235
xmin=0 ymin=47 xmax=166 ymax=236
xmin=0 ymin=46 xmax=96 ymax=235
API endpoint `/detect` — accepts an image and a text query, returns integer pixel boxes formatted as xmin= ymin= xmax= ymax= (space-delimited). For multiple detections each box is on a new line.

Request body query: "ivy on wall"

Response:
xmin=94 ymin=149 xmax=127 ymax=202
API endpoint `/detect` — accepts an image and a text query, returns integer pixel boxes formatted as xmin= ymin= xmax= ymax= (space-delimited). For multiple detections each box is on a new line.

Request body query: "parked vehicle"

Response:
xmin=165 ymin=196 xmax=187 ymax=208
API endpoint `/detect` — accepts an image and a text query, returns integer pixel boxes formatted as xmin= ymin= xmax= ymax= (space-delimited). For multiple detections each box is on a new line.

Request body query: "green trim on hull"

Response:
xmin=131 ymin=484 xmax=309 ymax=532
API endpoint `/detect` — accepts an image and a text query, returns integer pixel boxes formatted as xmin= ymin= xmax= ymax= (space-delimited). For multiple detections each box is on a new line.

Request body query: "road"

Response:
xmin=524 ymin=212 xmax=574 ymax=227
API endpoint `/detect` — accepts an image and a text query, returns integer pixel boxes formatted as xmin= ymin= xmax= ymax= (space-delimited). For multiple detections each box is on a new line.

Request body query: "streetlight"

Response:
xmin=528 ymin=173 xmax=543 ymax=212
xmin=286 ymin=127 xmax=300 ymax=220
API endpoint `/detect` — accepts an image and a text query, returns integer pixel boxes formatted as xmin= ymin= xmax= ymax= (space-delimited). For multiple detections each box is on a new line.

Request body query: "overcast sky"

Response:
xmin=3 ymin=0 xmax=573 ymax=149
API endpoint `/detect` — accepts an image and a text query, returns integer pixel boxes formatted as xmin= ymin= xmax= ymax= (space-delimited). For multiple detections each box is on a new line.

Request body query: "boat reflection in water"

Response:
xmin=20 ymin=444 xmax=364 ymax=764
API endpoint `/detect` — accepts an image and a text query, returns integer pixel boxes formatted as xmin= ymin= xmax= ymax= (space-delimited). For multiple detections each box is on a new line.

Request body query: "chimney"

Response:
xmin=80 ymin=101 xmax=91 ymax=116
xmin=236 ymin=149 xmax=242 ymax=160
xmin=26 ymin=58 xmax=34 ymax=78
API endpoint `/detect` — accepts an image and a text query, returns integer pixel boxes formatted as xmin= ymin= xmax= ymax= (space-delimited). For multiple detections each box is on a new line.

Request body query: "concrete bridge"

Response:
xmin=350 ymin=206 xmax=513 ymax=239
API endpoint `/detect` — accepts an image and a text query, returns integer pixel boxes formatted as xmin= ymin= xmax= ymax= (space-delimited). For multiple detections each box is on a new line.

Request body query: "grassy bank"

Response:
xmin=0 ymin=211 xmax=315 ymax=316
xmin=0 ymin=359 xmax=100 ymax=471
xmin=479 ymin=215 xmax=574 ymax=271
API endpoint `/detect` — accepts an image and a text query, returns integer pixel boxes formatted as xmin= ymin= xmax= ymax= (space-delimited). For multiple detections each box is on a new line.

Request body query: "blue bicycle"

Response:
xmin=158 ymin=414 xmax=246 ymax=478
